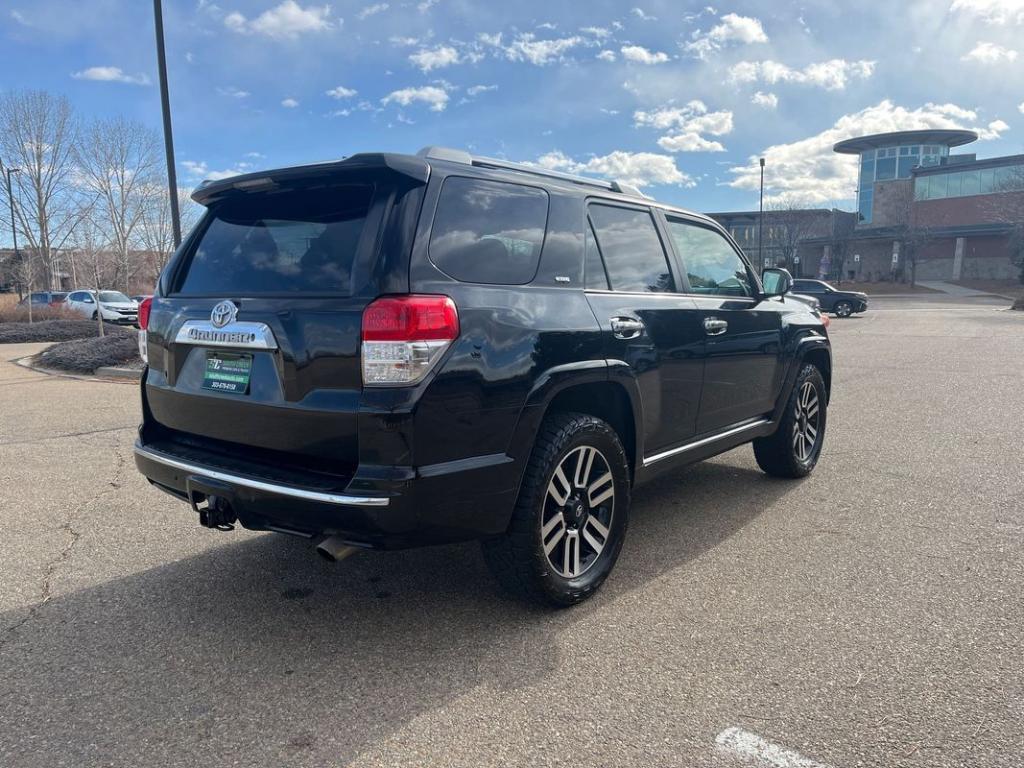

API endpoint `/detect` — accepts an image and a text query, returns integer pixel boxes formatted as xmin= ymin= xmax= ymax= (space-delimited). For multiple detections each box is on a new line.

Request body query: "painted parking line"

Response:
xmin=715 ymin=727 xmax=833 ymax=768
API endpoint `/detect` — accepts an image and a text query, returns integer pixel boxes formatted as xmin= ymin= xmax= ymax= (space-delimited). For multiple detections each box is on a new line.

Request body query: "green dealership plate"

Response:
xmin=201 ymin=352 xmax=252 ymax=395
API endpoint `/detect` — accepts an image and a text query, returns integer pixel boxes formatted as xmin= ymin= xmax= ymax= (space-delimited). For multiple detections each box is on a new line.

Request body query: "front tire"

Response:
xmin=753 ymin=364 xmax=827 ymax=478
xmin=482 ymin=412 xmax=630 ymax=607
xmin=834 ymin=300 xmax=853 ymax=318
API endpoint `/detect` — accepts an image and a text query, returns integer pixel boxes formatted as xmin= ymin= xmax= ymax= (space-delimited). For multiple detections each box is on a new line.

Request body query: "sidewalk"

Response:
xmin=916 ymin=281 xmax=996 ymax=297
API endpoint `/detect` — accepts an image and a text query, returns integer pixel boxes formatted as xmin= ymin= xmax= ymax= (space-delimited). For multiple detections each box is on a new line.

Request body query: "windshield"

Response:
xmin=99 ymin=291 xmax=131 ymax=303
xmin=175 ymin=184 xmax=374 ymax=296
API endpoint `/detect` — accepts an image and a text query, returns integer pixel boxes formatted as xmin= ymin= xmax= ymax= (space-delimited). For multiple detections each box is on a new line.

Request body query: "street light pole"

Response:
xmin=5 ymin=168 xmax=26 ymax=319
xmin=758 ymin=157 xmax=765 ymax=276
xmin=153 ymin=0 xmax=182 ymax=249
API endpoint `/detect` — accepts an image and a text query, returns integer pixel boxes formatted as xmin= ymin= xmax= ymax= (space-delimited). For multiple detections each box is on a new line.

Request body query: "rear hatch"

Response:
xmin=142 ymin=158 xmax=428 ymax=478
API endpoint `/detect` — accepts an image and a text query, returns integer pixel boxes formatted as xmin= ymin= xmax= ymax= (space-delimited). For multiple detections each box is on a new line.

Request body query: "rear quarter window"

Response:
xmin=428 ymin=176 xmax=549 ymax=285
xmin=174 ymin=184 xmax=374 ymax=296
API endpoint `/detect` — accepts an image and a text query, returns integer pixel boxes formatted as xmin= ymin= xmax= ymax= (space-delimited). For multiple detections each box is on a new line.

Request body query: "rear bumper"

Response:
xmin=134 ymin=439 xmax=518 ymax=549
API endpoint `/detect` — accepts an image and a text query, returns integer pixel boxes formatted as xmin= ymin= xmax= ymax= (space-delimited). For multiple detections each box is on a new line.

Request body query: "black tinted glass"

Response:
xmin=584 ymin=220 xmax=609 ymax=290
xmin=429 ymin=177 xmax=548 ymax=285
xmin=588 ymin=205 xmax=674 ymax=293
xmin=176 ymin=185 xmax=373 ymax=295
xmin=666 ymin=219 xmax=752 ymax=297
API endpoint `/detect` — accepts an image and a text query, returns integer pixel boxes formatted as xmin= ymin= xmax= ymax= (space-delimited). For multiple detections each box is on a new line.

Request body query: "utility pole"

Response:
xmin=758 ymin=157 xmax=765 ymax=276
xmin=5 ymin=167 xmax=27 ymax=321
xmin=153 ymin=0 xmax=182 ymax=248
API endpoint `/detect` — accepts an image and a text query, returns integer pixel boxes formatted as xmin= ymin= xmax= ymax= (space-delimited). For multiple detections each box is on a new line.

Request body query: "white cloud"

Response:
xmin=596 ymin=49 xmax=617 ymax=61
xmin=281 ymin=97 xmax=299 ymax=108
xmin=466 ymin=84 xmax=497 ymax=96
xmin=686 ymin=13 xmax=767 ymax=58
xmin=728 ymin=100 xmax=1009 ymax=203
xmin=620 ymin=45 xmax=670 ymax=64
xmin=752 ymin=91 xmax=778 ymax=108
xmin=1019 ymin=101 xmax=1024 ymax=113
xmin=381 ymin=85 xmax=449 ymax=111
xmin=417 ymin=0 xmax=438 ymax=11
xmin=71 ymin=66 xmax=150 ymax=85
xmin=580 ymin=26 xmax=611 ymax=38
xmin=950 ymin=0 xmax=1024 ymax=24
xmin=634 ymin=100 xmax=733 ymax=153
xmin=631 ymin=8 xmax=656 ymax=21
xmin=217 ymin=85 xmax=250 ymax=98
xmin=493 ymin=33 xmax=585 ymax=65
xmin=961 ymin=41 xmax=1019 ymax=62
xmin=182 ymin=160 xmax=254 ymax=181
xmin=326 ymin=85 xmax=357 ymax=99
xmin=536 ymin=150 xmax=693 ymax=188
xmin=409 ymin=45 xmax=460 ymax=72
xmin=729 ymin=59 xmax=875 ymax=91
xmin=357 ymin=3 xmax=388 ymax=20
xmin=224 ymin=1 xmax=334 ymax=39
xmin=11 ymin=9 xmax=31 ymax=26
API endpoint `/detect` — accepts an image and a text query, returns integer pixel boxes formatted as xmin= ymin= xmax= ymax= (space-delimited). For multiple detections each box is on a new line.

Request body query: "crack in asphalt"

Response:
xmin=0 ymin=424 xmax=137 ymax=448
xmin=0 ymin=439 xmax=128 ymax=651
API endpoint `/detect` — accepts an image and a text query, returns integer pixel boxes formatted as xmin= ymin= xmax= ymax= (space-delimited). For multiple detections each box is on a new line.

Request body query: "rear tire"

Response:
xmin=481 ymin=412 xmax=630 ymax=607
xmin=834 ymin=301 xmax=853 ymax=318
xmin=753 ymin=364 xmax=827 ymax=479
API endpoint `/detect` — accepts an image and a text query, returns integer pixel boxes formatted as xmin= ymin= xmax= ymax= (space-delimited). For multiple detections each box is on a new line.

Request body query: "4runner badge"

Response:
xmin=210 ymin=300 xmax=238 ymax=329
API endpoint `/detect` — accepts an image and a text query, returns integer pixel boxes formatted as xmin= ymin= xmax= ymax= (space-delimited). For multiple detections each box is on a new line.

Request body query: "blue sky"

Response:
xmin=4 ymin=0 xmax=1023 ymax=212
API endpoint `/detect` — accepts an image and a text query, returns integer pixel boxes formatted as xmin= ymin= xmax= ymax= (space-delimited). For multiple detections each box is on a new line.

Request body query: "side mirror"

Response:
xmin=762 ymin=267 xmax=793 ymax=297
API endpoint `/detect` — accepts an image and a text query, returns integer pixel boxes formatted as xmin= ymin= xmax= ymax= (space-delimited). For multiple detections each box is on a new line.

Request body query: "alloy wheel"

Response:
xmin=792 ymin=380 xmax=821 ymax=462
xmin=541 ymin=445 xmax=615 ymax=578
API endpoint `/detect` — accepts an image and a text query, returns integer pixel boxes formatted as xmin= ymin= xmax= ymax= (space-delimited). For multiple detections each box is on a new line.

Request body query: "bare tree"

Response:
xmin=71 ymin=216 xmax=115 ymax=337
xmin=76 ymin=117 xmax=161 ymax=293
xmin=139 ymin=184 xmax=200 ymax=287
xmin=0 ymin=90 xmax=82 ymax=290
xmin=766 ymin=196 xmax=816 ymax=273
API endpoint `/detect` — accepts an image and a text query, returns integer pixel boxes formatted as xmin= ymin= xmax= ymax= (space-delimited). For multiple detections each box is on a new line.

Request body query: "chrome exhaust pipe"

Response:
xmin=315 ymin=536 xmax=360 ymax=563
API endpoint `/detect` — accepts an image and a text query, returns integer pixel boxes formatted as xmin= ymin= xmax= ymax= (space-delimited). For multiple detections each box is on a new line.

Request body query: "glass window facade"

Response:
xmin=914 ymin=162 xmax=1024 ymax=201
xmin=856 ymin=143 xmax=950 ymax=222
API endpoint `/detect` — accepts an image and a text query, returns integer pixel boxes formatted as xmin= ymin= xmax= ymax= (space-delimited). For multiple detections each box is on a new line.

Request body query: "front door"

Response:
xmin=661 ymin=215 xmax=784 ymax=435
xmin=583 ymin=202 xmax=705 ymax=454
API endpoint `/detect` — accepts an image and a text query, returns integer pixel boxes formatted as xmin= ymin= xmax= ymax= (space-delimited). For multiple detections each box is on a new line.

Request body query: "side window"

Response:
xmin=584 ymin=219 xmax=609 ymax=290
xmin=665 ymin=219 xmax=753 ymax=298
xmin=429 ymin=177 xmax=549 ymax=285
xmin=795 ymin=281 xmax=822 ymax=294
xmin=588 ymin=204 xmax=675 ymax=293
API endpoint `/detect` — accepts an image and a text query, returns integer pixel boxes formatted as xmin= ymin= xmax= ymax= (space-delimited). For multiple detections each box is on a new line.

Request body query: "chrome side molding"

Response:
xmin=174 ymin=320 xmax=279 ymax=350
xmin=642 ymin=419 xmax=771 ymax=467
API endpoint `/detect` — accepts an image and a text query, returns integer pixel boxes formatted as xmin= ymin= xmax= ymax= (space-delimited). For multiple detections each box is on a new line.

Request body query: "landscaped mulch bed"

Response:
xmin=0 ymin=319 xmax=107 ymax=344
xmin=37 ymin=330 xmax=141 ymax=374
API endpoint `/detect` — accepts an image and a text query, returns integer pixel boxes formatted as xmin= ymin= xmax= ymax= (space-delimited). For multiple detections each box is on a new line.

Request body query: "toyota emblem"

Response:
xmin=210 ymin=300 xmax=238 ymax=329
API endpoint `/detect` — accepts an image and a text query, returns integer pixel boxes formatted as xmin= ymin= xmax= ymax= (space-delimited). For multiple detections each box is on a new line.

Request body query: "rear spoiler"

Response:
xmin=191 ymin=152 xmax=431 ymax=206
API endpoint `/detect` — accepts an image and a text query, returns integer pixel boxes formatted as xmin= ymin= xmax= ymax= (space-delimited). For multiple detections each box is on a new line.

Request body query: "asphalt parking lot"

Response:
xmin=1 ymin=295 xmax=1021 ymax=768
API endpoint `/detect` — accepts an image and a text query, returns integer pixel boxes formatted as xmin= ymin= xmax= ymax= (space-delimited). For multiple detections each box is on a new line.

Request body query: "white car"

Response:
xmin=65 ymin=290 xmax=139 ymax=326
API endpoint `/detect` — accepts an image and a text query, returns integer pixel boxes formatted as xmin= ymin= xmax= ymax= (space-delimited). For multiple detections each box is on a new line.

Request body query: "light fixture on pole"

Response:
xmin=758 ymin=157 xmax=765 ymax=275
xmin=153 ymin=0 xmax=182 ymax=249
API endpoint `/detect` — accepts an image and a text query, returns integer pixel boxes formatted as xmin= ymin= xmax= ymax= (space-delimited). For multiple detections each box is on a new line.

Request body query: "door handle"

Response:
xmin=610 ymin=316 xmax=644 ymax=340
xmin=703 ymin=317 xmax=728 ymax=336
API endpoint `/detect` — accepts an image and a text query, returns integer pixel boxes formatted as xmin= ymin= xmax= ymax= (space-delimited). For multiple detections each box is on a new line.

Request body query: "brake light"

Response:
xmin=138 ymin=297 xmax=153 ymax=330
xmin=362 ymin=295 xmax=459 ymax=386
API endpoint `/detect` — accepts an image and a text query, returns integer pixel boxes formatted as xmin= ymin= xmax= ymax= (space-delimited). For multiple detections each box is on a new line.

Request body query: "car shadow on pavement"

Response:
xmin=0 ymin=457 xmax=795 ymax=766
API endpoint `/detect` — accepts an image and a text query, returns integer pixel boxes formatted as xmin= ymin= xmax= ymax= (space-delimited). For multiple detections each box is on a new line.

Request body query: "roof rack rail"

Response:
xmin=416 ymin=146 xmax=647 ymax=198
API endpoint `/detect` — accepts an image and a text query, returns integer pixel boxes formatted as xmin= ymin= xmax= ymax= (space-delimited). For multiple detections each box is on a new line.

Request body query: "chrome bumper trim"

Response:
xmin=135 ymin=445 xmax=390 ymax=507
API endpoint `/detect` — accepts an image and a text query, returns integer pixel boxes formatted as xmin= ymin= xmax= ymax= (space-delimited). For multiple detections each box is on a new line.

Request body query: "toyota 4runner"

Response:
xmin=134 ymin=146 xmax=832 ymax=606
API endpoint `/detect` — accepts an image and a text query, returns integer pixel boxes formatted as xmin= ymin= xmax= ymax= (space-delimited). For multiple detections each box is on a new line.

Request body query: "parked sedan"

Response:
xmin=65 ymin=290 xmax=139 ymax=325
xmin=792 ymin=279 xmax=869 ymax=318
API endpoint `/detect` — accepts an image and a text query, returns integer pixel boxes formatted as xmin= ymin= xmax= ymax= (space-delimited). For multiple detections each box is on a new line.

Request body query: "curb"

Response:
xmin=95 ymin=366 xmax=143 ymax=381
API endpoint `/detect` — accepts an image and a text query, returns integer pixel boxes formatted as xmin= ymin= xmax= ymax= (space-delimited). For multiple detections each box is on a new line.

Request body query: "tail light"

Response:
xmin=137 ymin=297 xmax=153 ymax=364
xmin=361 ymin=295 xmax=459 ymax=386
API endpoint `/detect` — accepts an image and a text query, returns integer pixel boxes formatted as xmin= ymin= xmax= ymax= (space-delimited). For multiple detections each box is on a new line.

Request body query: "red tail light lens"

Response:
xmin=138 ymin=297 xmax=153 ymax=331
xmin=361 ymin=295 xmax=459 ymax=386
xmin=362 ymin=295 xmax=459 ymax=342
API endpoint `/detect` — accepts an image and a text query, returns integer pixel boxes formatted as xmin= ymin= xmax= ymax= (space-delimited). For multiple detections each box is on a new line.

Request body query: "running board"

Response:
xmin=642 ymin=419 xmax=771 ymax=467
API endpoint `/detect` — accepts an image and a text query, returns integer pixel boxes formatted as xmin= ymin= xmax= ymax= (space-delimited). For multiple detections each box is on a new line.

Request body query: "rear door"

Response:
xmin=583 ymin=201 xmax=704 ymax=454
xmin=793 ymin=279 xmax=832 ymax=310
xmin=661 ymin=215 xmax=784 ymax=434
xmin=143 ymin=171 xmax=422 ymax=471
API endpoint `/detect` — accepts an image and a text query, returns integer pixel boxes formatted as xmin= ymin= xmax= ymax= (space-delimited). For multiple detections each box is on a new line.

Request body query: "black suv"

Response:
xmin=134 ymin=147 xmax=831 ymax=606
xmin=791 ymin=279 xmax=868 ymax=318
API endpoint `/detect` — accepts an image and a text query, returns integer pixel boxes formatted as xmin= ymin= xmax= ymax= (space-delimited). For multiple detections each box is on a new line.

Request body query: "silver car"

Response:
xmin=65 ymin=290 xmax=139 ymax=325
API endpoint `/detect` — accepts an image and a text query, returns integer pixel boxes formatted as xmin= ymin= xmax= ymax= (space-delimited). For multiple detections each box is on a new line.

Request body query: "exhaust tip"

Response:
xmin=315 ymin=536 xmax=360 ymax=563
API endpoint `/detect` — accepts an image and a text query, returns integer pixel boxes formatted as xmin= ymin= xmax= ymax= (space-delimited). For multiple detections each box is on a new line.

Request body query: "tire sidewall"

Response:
xmin=527 ymin=418 xmax=630 ymax=603
xmin=791 ymin=365 xmax=827 ymax=473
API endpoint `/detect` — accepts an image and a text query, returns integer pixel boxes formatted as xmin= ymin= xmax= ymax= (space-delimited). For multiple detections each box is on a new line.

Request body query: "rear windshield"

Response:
xmin=175 ymin=184 xmax=373 ymax=295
